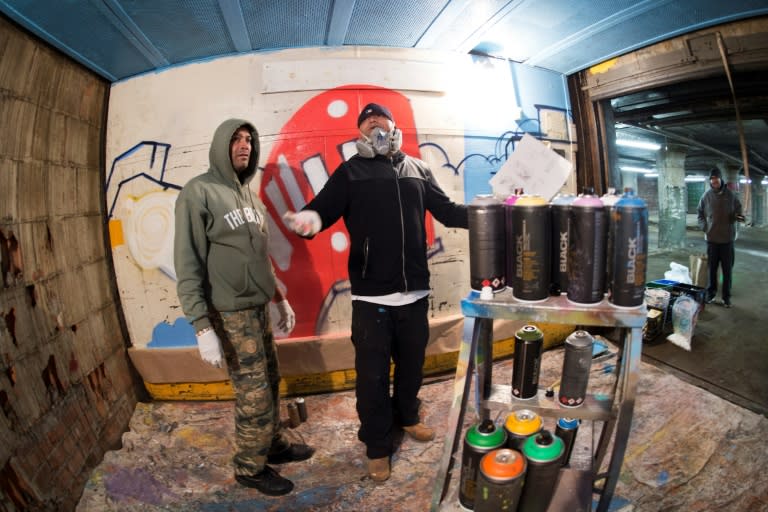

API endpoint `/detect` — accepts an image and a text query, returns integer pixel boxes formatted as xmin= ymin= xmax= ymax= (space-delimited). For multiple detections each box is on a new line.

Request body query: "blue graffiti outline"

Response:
xmin=105 ymin=141 xmax=179 ymax=219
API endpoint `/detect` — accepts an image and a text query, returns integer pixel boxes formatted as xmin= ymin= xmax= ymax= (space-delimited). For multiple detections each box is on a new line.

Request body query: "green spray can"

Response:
xmin=519 ymin=429 xmax=565 ymax=512
xmin=459 ymin=419 xmax=507 ymax=509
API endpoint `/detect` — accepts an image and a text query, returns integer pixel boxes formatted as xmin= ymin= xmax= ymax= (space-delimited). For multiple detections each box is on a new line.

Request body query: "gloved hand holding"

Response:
xmin=276 ymin=299 xmax=296 ymax=334
xmin=196 ymin=328 xmax=224 ymax=368
xmin=283 ymin=210 xmax=321 ymax=237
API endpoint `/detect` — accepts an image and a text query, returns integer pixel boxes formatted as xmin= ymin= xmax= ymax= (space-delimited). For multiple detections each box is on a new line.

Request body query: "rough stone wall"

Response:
xmin=0 ymin=17 xmax=140 ymax=511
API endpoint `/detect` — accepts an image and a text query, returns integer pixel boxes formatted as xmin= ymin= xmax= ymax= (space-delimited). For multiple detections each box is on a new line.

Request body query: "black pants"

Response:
xmin=351 ymin=297 xmax=429 ymax=459
xmin=706 ymin=241 xmax=735 ymax=302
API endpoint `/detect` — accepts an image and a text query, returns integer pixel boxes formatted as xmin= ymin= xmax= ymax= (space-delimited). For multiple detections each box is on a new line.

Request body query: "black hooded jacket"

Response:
xmin=303 ymin=151 xmax=468 ymax=296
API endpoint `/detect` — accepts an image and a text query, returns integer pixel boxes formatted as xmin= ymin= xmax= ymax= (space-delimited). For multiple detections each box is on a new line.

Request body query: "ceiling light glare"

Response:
xmin=616 ymin=139 xmax=661 ymax=150
xmin=620 ymin=165 xmax=654 ymax=173
xmin=643 ymin=172 xmax=659 ymax=178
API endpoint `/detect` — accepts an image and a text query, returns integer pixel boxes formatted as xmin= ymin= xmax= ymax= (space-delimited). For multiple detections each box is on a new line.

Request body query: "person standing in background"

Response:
xmin=697 ymin=167 xmax=744 ymax=308
xmin=283 ymin=103 xmax=468 ymax=482
xmin=174 ymin=118 xmax=313 ymax=496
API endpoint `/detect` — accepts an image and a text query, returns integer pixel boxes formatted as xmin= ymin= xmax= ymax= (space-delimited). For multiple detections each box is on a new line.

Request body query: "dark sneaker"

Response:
xmin=705 ymin=294 xmax=716 ymax=304
xmin=723 ymin=300 xmax=732 ymax=308
xmin=235 ymin=466 xmax=294 ymax=495
xmin=267 ymin=443 xmax=315 ymax=464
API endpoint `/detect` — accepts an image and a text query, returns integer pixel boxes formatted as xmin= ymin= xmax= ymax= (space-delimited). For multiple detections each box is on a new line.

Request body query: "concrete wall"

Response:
xmin=0 ymin=18 xmax=139 ymax=511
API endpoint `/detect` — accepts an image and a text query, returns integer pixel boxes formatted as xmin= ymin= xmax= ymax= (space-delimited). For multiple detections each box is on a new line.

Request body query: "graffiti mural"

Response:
xmin=104 ymin=50 xmax=575 ymax=357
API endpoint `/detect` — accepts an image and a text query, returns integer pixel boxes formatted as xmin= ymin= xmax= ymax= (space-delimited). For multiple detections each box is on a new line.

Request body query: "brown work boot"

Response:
xmin=403 ymin=422 xmax=435 ymax=442
xmin=367 ymin=456 xmax=391 ymax=482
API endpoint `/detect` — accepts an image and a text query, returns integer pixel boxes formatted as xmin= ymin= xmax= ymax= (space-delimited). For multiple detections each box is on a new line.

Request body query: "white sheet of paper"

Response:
xmin=489 ymin=133 xmax=572 ymax=201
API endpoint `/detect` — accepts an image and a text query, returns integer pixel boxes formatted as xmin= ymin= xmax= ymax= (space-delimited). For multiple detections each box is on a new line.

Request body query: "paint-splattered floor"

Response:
xmin=77 ymin=339 xmax=768 ymax=512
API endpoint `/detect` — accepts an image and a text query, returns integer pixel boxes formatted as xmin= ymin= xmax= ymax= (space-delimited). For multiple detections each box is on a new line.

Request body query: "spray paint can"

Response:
xmin=459 ymin=419 xmax=507 ymax=510
xmin=610 ymin=188 xmax=649 ymax=308
xmin=559 ymin=330 xmax=594 ymax=407
xmin=468 ymin=195 xmax=506 ymax=292
xmin=601 ymin=188 xmax=621 ymax=296
xmin=295 ymin=397 xmax=308 ymax=422
xmin=503 ymin=188 xmax=523 ymax=292
xmin=510 ymin=195 xmax=551 ymax=301
xmin=549 ymin=193 xmax=575 ymax=295
xmin=518 ymin=430 xmax=565 ymax=512
xmin=504 ymin=409 xmax=542 ymax=451
xmin=287 ymin=402 xmax=301 ymax=428
xmin=474 ymin=448 xmax=527 ymax=512
xmin=555 ymin=417 xmax=580 ymax=467
xmin=567 ymin=188 xmax=607 ymax=304
xmin=512 ymin=325 xmax=543 ymax=400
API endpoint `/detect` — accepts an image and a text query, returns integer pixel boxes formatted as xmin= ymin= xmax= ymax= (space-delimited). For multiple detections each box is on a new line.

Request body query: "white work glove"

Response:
xmin=275 ymin=300 xmax=296 ymax=334
xmin=283 ymin=210 xmax=321 ymax=237
xmin=196 ymin=328 xmax=224 ymax=368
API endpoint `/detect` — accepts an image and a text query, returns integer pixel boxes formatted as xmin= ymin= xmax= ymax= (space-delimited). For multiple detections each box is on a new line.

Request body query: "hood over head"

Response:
xmin=209 ymin=118 xmax=260 ymax=184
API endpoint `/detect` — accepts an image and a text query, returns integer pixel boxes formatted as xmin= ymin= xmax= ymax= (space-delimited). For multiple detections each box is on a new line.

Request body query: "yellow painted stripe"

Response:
xmin=143 ymin=323 xmax=573 ymax=400
xmin=108 ymin=219 xmax=124 ymax=247
xmin=589 ymin=57 xmax=618 ymax=75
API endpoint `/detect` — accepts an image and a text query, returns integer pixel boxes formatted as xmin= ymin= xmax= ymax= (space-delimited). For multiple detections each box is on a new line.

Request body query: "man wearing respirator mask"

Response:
xmin=284 ymin=103 xmax=468 ymax=482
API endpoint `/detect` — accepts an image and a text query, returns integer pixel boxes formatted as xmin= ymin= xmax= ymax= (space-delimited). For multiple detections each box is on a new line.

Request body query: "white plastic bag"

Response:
xmin=666 ymin=294 xmax=699 ymax=351
xmin=664 ymin=262 xmax=692 ymax=284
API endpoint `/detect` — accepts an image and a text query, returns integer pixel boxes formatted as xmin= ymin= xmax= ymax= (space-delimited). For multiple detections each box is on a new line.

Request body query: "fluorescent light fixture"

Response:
xmin=616 ymin=139 xmax=661 ymax=150
xmin=651 ymin=110 xmax=692 ymax=119
xmin=685 ymin=176 xmax=706 ymax=182
xmin=621 ymin=165 xmax=655 ymax=173
xmin=643 ymin=172 xmax=659 ymax=178
xmin=740 ymin=178 xmax=752 ymax=184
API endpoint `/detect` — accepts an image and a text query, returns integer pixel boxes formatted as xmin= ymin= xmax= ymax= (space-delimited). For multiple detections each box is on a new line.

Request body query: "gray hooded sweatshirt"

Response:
xmin=696 ymin=181 xmax=743 ymax=244
xmin=174 ymin=118 xmax=275 ymax=331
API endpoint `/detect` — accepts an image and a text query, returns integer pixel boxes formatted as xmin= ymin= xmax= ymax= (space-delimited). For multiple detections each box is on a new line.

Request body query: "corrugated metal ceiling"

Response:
xmin=1 ymin=0 xmax=766 ymax=82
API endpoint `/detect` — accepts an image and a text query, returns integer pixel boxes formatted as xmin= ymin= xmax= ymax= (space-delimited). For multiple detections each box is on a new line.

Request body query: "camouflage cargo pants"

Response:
xmin=214 ymin=306 xmax=289 ymax=476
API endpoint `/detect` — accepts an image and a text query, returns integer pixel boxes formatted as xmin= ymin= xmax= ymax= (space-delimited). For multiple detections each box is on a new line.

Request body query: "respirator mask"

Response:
xmin=356 ymin=126 xmax=402 ymax=158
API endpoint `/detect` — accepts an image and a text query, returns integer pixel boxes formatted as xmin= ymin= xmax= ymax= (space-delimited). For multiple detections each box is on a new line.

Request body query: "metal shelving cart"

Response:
xmin=430 ymin=289 xmax=646 ymax=511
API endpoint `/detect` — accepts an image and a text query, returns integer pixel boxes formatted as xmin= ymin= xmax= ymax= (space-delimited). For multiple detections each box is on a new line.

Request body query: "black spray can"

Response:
xmin=610 ymin=188 xmax=649 ymax=308
xmin=559 ymin=330 xmax=594 ymax=408
xmin=468 ymin=195 xmax=506 ymax=292
xmin=475 ymin=448 xmax=527 ymax=512
xmin=601 ymin=188 xmax=621 ymax=296
xmin=504 ymin=190 xmax=521 ymax=291
xmin=567 ymin=189 xmax=607 ymax=304
xmin=549 ymin=193 xmax=575 ymax=295
xmin=459 ymin=419 xmax=507 ymax=510
xmin=510 ymin=195 xmax=551 ymax=301
xmin=518 ymin=430 xmax=565 ymax=512
xmin=512 ymin=325 xmax=543 ymax=400
xmin=555 ymin=417 xmax=580 ymax=467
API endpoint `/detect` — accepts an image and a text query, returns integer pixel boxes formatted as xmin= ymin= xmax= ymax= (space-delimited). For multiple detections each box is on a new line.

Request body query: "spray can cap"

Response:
xmin=467 ymin=420 xmax=506 ymax=448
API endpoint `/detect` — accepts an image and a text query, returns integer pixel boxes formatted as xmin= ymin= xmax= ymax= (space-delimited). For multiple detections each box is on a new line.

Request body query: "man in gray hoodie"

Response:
xmin=696 ymin=167 xmax=744 ymax=308
xmin=174 ymin=118 xmax=313 ymax=495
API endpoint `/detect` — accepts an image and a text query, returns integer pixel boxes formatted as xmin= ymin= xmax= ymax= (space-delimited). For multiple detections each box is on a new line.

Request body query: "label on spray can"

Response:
xmin=610 ymin=188 xmax=648 ymax=308
xmin=475 ymin=448 xmax=527 ymax=512
xmin=567 ymin=190 xmax=607 ymax=304
xmin=469 ymin=195 xmax=506 ymax=292
xmin=510 ymin=195 xmax=551 ymax=302
xmin=512 ymin=325 xmax=543 ymax=399
xmin=549 ymin=193 xmax=575 ymax=295
xmin=559 ymin=330 xmax=594 ymax=407
xmin=459 ymin=419 xmax=507 ymax=509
